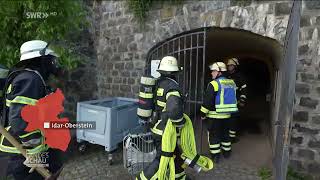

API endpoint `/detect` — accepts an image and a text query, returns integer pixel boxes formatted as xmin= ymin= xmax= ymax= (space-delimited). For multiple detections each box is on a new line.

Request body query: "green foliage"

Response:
xmin=0 ymin=0 xmax=88 ymax=69
xmin=127 ymin=0 xmax=153 ymax=25
xmin=127 ymin=0 xmax=184 ymax=26
xmin=258 ymin=167 xmax=313 ymax=180
xmin=287 ymin=167 xmax=312 ymax=180
xmin=258 ymin=167 xmax=272 ymax=180
xmin=230 ymin=0 xmax=253 ymax=7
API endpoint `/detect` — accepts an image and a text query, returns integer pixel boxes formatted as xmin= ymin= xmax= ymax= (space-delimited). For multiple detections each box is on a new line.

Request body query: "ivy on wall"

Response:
xmin=127 ymin=0 xmax=254 ymax=26
xmin=127 ymin=0 xmax=184 ymax=26
xmin=0 ymin=0 xmax=88 ymax=70
xmin=231 ymin=0 xmax=253 ymax=7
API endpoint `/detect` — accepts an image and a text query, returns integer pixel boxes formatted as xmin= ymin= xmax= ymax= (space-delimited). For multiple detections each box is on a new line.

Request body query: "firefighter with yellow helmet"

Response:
xmin=226 ymin=58 xmax=248 ymax=143
xmin=137 ymin=56 xmax=213 ymax=180
xmin=200 ymin=62 xmax=238 ymax=163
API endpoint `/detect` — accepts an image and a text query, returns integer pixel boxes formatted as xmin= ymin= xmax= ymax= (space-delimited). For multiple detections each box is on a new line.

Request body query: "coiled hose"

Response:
xmin=157 ymin=114 xmax=214 ymax=180
xmin=180 ymin=114 xmax=214 ymax=171
xmin=158 ymin=119 xmax=176 ymax=180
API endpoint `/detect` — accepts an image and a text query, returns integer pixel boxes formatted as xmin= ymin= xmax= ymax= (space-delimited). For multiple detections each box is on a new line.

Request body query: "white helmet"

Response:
xmin=20 ymin=40 xmax=57 ymax=61
xmin=227 ymin=58 xmax=239 ymax=66
xmin=209 ymin=62 xmax=227 ymax=72
xmin=157 ymin=56 xmax=181 ymax=72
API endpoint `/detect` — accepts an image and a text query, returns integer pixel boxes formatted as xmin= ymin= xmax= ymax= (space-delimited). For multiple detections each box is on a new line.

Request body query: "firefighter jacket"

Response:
xmin=138 ymin=76 xmax=214 ymax=180
xmin=227 ymin=71 xmax=247 ymax=105
xmin=200 ymin=76 xmax=238 ymax=119
xmin=151 ymin=77 xmax=186 ymax=138
xmin=0 ymin=69 xmax=49 ymax=154
xmin=0 ymin=78 xmax=6 ymax=117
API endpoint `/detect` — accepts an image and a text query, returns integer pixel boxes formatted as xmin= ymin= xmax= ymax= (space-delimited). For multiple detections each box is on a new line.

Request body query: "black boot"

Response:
xmin=211 ymin=154 xmax=221 ymax=164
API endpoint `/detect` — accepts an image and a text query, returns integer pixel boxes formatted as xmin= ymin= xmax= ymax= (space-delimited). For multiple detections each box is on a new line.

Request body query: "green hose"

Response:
xmin=158 ymin=120 xmax=176 ymax=180
xmin=157 ymin=114 xmax=214 ymax=180
xmin=180 ymin=114 xmax=214 ymax=171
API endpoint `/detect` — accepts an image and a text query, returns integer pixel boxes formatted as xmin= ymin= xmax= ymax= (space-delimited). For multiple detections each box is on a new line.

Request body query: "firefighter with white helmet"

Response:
xmin=137 ymin=55 xmax=188 ymax=179
xmin=200 ymin=62 xmax=238 ymax=163
xmin=227 ymin=58 xmax=248 ymax=143
xmin=0 ymin=40 xmax=64 ymax=179
xmin=137 ymin=56 xmax=214 ymax=179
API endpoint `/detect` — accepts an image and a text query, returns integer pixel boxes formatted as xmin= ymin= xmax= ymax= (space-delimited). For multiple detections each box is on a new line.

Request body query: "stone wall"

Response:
xmin=93 ymin=0 xmax=291 ymax=99
xmin=89 ymin=0 xmax=319 ymax=178
xmin=290 ymin=0 xmax=320 ymax=178
xmin=62 ymin=1 xmax=98 ymax=121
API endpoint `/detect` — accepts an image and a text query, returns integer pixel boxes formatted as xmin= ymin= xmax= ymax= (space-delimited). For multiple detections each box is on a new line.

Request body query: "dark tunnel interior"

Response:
xmin=237 ymin=58 xmax=271 ymax=135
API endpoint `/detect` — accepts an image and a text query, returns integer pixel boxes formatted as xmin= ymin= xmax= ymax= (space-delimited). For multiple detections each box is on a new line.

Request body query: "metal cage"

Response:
xmin=123 ymin=132 xmax=156 ymax=176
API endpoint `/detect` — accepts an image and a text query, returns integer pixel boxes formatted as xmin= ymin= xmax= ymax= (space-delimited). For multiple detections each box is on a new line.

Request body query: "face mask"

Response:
xmin=50 ymin=58 xmax=61 ymax=76
xmin=42 ymin=56 xmax=63 ymax=77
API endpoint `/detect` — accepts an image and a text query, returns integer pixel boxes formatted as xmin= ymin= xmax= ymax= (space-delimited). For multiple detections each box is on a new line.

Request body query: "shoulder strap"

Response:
xmin=24 ymin=68 xmax=46 ymax=88
xmin=165 ymin=77 xmax=179 ymax=85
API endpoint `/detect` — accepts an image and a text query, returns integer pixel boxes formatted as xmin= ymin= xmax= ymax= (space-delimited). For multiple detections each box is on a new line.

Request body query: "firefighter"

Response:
xmin=0 ymin=40 xmax=64 ymax=179
xmin=137 ymin=56 xmax=214 ymax=180
xmin=137 ymin=56 xmax=187 ymax=180
xmin=200 ymin=62 xmax=238 ymax=163
xmin=0 ymin=65 xmax=9 ymax=117
xmin=226 ymin=58 xmax=247 ymax=143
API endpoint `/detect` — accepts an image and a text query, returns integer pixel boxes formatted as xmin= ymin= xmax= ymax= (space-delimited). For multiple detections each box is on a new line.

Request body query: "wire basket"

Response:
xmin=123 ymin=132 xmax=157 ymax=176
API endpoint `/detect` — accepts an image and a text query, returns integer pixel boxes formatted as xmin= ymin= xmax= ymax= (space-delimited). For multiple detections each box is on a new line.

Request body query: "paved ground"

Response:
xmin=191 ymin=132 xmax=272 ymax=180
xmin=58 ymin=97 xmax=272 ymax=180
xmin=3 ymin=120 xmax=271 ymax=180
xmin=58 ymin=144 xmax=132 ymax=180
xmin=56 ymin=120 xmax=272 ymax=180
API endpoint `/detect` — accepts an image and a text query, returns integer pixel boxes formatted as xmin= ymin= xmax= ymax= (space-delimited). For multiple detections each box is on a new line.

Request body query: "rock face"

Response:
xmin=63 ymin=0 xmax=320 ymax=178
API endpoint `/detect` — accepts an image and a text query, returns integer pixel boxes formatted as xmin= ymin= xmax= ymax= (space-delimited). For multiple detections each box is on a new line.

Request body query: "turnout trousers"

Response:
xmin=206 ymin=118 xmax=232 ymax=156
xmin=136 ymin=134 xmax=186 ymax=180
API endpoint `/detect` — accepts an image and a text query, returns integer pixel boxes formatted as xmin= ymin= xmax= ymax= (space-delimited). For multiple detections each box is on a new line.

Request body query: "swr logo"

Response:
xmin=26 ymin=12 xmax=51 ymax=19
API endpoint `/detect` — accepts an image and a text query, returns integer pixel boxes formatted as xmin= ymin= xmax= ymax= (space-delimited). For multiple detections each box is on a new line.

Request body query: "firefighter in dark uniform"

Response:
xmin=0 ymin=40 xmax=64 ymax=179
xmin=137 ymin=56 xmax=187 ymax=180
xmin=0 ymin=65 xmax=9 ymax=117
xmin=226 ymin=58 xmax=247 ymax=143
xmin=200 ymin=62 xmax=238 ymax=163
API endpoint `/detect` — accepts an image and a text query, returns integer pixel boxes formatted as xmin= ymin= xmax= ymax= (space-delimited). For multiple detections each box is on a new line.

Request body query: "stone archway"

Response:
xmin=94 ymin=1 xmax=300 ymax=178
xmin=146 ymin=26 xmax=284 ymax=175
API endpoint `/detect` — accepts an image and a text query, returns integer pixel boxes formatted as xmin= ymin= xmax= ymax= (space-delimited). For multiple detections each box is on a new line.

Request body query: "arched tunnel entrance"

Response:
xmin=146 ymin=27 xmax=283 ymax=173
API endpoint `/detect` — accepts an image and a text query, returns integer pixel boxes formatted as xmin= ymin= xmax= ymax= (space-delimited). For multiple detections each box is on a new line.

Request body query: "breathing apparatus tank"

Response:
xmin=137 ymin=76 xmax=157 ymax=121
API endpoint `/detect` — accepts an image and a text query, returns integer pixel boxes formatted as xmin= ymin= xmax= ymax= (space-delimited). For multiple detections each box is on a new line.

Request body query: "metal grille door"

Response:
xmin=146 ymin=28 xmax=208 ymax=152
xmin=146 ymin=28 xmax=207 ymax=119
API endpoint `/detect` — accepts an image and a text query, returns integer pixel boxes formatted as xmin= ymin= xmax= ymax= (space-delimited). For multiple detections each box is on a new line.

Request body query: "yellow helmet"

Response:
xmin=209 ymin=62 xmax=227 ymax=72
xmin=227 ymin=58 xmax=239 ymax=66
xmin=157 ymin=56 xmax=181 ymax=72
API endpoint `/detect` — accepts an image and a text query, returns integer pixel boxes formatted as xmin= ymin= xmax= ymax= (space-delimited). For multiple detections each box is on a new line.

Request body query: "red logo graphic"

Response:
xmin=21 ymin=89 xmax=71 ymax=151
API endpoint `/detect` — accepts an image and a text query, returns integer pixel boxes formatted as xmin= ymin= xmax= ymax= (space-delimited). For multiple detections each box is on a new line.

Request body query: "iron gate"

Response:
xmin=274 ymin=1 xmax=301 ymax=180
xmin=145 ymin=28 xmax=208 ymax=151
